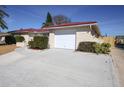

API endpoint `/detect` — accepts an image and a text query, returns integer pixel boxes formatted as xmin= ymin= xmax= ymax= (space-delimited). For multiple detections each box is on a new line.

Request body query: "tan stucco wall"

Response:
xmin=48 ymin=32 xmax=55 ymax=48
xmin=21 ymin=35 xmax=29 ymax=45
xmin=76 ymin=31 xmax=102 ymax=49
xmin=0 ymin=37 xmax=5 ymax=44
xmin=14 ymin=34 xmax=33 ymax=46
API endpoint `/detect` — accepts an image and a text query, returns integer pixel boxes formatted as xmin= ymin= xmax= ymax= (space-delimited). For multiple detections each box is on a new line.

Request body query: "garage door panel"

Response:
xmin=55 ymin=31 xmax=75 ymax=49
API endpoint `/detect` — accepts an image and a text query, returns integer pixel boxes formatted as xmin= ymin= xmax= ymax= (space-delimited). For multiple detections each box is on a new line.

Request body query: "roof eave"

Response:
xmin=43 ymin=23 xmax=97 ymax=30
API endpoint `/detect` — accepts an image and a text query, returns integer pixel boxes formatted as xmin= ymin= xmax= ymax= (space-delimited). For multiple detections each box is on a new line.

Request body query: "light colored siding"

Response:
xmin=21 ymin=35 xmax=29 ymax=45
xmin=49 ymin=32 xmax=55 ymax=48
xmin=76 ymin=31 xmax=101 ymax=49
xmin=0 ymin=37 xmax=5 ymax=44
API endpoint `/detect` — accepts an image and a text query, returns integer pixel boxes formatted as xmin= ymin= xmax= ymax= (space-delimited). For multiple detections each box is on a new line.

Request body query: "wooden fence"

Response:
xmin=99 ymin=36 xmax=115 ymax=47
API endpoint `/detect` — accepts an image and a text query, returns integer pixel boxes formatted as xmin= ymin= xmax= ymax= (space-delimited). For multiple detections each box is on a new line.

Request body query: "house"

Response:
xmin=10 ymin=21 xmax=102 ymax=49
xmin=115 ymin=35 xmax=124 ymax=44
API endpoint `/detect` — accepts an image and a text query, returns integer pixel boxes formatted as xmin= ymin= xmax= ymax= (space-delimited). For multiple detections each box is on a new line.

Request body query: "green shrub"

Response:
xmin=93 ymin=43 xmax=102 ymax=54
xmin=5 ymin=35 xmax=16 ymax=45
xmin=28 ymin=36 xmax=48 ymax=49
xmin=77 ymin=42 xmax=111 ymax=54
xmin=15 ymin=36 xmax=25 ymax=42
xmin=77 ymin=42 xmax=96 ymax=52
xmin=101 ymin=43 xmax=111 ymax=53
xmin=28 ymin=40 xmax=35 ymax=48
xmin=93 ymin=43 xmax=111 ymax=54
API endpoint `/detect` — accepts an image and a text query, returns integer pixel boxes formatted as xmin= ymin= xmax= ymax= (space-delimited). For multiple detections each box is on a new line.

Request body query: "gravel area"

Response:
xmin=0 ymin=48 xmax=119 ymax=87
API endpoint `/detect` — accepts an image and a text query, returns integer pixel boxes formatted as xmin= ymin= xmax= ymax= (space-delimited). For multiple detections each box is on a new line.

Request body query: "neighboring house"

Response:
xmin=115 ymin=35 xmax=124 ymax=44
xmin=10 ymin=28 xmax=49 ymax=45
xmin=115 ymin=35 xmax=124 ymax=48
xmin=0 ymin=32 xmax=11 ymax=44
xmin=10 ymin=21 xmax=102 ymax=49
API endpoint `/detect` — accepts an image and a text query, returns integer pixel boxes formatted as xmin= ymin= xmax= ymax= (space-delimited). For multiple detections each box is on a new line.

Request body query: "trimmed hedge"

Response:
xmin=15 ymin=36 xmax=25 ymax=42
xmin=77 ymin=42 xmax=96 ymax=53
xmin=28 ymin=36 xmax=48 ymax=49
xmin=5 ymin=35 xmax=16 ymax=45
xmin=77 ymin=42 xmax=111 ymax=54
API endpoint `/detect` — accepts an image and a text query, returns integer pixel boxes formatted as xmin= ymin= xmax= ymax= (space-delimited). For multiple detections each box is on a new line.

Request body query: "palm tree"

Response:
xmin=0 ymin=6 xmax=9 ymax=30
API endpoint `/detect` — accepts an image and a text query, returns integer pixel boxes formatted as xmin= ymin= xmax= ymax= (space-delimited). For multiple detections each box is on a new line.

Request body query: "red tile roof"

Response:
xmin=11 ymin=28 xmax=49 ymax=33
xmin=43 ymin=21 xmax=97 ymax=28
xmin=10 ymin=22 xmax=97 ymax=33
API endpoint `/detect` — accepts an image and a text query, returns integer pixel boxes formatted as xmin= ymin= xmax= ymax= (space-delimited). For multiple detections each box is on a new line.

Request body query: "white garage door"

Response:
xmin=55 ymin=30 xmax=75 ymax=49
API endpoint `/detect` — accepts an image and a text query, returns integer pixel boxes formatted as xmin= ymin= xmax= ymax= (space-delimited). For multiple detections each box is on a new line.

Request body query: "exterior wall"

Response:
xmin=14 ymin=33 xmax=48 ymax=47
xmin=48 ymin=31 xmax=55 ymax=48
xmin=0 ymin=37 xmax=5 ymax=44
xmin=76 ymin=31 xmax=102 ymax=49
xmin=21 ymin=35 xmax=29 ymax=43
xmin=28 ymin=36 xmax=33 ymax=41
xmin=14 ymin=34 xmax=30 ymax=46
xmin=29 ymin=33 xmax=49 ymax=37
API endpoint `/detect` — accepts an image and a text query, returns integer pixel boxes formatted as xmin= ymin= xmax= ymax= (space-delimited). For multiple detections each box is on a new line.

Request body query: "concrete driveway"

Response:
xmin=0 ymin=48 xmax=119 ymax=87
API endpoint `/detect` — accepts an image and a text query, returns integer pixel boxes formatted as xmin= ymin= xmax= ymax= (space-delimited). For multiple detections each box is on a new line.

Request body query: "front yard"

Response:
xmin=0 ymin=44 xmax=16 ymax=55
xmin=0 ymin=48 xmax=119 ymax=86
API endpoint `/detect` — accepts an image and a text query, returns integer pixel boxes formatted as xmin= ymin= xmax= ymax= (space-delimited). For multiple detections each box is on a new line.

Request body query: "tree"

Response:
xmin=42 ymin=12 xmax=53 ymax=27
xmin=5 ymin=35 xmax=16 ymax=45
xmin=0 ymin=6 xmax=9 ymax=30
xmin=46 ymin=12 xmax=52 ymax=24
xmin=53 ymin=15 xmax=71 ymax=25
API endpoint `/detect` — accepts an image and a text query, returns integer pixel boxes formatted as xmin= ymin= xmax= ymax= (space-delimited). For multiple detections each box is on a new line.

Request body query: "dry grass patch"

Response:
xmin=0 ymin=44 xmax=16 ymax=55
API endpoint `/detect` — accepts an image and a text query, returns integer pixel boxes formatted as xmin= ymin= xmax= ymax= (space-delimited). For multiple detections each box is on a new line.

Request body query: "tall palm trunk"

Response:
xmin=0 ymin=6 xmax=9 ymax=31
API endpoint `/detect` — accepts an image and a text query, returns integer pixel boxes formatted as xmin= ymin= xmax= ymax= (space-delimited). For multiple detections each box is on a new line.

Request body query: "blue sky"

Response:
xmin=3 ymin=5 xmax=124 ymax=36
